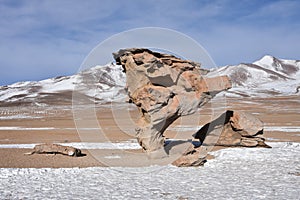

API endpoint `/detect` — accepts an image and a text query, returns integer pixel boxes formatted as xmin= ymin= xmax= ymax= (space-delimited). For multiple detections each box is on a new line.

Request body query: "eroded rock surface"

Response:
xmin=25 ymin=143 xmax=83 ymax=157
xmin=194 ymin=110 xmax=270 ymax=147
xmin=113 ymin=48 xmax=231 ymax=154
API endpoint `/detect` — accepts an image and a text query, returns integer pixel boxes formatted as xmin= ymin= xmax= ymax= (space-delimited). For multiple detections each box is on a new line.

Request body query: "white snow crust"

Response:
xmin=0 ymin=142 xmax=299 ymax=199
xmin=0 ymin=142 xmax=141 ymax=150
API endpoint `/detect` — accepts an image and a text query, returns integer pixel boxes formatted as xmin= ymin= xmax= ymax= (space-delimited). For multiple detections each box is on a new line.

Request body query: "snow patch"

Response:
xmin=264 ymin=126 xmax=300 ymax=132
xmin=0 ymin=115 xmax=43 ymax=120
xmin=0 ymin=127 xmax=56 ymax=130
xmin=0 ymin=142 xmax=141 ymax=150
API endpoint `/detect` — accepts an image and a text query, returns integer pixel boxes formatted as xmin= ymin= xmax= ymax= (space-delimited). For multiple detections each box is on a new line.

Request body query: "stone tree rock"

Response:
xmin=113 ymin=48 xmax=231 ymax=154
xmin=194 ymin=110 xmax=270 ymax=147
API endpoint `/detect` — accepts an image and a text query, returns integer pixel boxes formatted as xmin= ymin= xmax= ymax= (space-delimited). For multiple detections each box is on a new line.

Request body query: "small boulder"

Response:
xmin=25 ymin=143 xmax=83 ymax=157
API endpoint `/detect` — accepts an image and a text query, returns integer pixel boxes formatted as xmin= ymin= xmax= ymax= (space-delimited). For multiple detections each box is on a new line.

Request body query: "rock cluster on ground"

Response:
xmin=172 ymin=110 xmax=270 ymax=167
xmin=194 ymin=110 xmax=270 ymax=148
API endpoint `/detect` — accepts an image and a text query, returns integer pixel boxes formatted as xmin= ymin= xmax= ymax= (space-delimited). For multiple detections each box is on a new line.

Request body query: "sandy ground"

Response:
xmin=0 ymin=95 xmax=299 ymax=168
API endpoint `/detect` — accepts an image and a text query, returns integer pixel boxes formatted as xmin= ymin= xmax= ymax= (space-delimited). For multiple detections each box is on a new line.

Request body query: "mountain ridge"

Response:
xmin=208 ymin=55 xmax=300 ymax=97
xmin=0 ymin=55 xmax=299 ymax=106
xmin=0 ymin=63 xmax=126 ymax=107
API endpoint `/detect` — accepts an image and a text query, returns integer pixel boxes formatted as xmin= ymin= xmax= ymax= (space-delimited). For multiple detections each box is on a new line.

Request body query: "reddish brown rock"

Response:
xmin=25 ymin=143 xmax=83 ymax=157
xmin=113 ymin=48 xmax=231 ymax=156
xmin=194 ymin=110 xmax=270 ymax=147
xmin=171 ymin=144 xmax=207 ymax=167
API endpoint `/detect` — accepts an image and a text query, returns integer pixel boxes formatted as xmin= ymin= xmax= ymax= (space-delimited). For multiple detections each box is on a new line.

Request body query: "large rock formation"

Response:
xmin=113 ymin=48 xmax=231 ymax=154
xmin=194 ymin=110 xmax=270 ymax=147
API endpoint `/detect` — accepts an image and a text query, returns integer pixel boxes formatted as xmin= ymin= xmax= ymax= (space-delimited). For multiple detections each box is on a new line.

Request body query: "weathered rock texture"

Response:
xmin=171 ymin=144 xmax=207 ymax=167
xmin=194 ymin=110 xmax=270 ymax=147
xmin=25 ymin=143 xmax=83 ymax=157
xmin=113 ymin=48 xmax=231 ymax=153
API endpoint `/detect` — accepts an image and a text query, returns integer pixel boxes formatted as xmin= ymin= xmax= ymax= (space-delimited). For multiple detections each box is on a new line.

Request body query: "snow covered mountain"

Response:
xmin=207 ymin=55 xmax=300 ymax=97
xmin=0 ymin=55 xmax=299 ymax=107
xmin=0 ymin=63 xmax=126 ymax=106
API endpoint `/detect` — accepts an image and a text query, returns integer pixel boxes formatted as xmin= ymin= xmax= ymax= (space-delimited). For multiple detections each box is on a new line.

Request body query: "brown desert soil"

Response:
xmin=0 ymin=95 xmax=299 ymax=168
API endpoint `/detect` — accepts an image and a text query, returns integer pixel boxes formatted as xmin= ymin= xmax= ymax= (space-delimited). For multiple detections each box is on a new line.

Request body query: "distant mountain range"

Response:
xmin=0 ymin=55 xmax=299 ymax=107
xmin=0 ymin=64 xmax=126 ymax=107
xmin=208 ymin=55 xmax=300 ymax=97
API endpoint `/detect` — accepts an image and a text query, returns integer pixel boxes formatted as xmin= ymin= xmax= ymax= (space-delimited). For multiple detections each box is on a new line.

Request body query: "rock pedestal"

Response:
xmin=113 ymin=48 xmax=231 ymax=153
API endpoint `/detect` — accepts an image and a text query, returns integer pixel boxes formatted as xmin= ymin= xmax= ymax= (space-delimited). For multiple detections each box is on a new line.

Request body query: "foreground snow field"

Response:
xmin=1 ymin=142 xmax=299 ymax=200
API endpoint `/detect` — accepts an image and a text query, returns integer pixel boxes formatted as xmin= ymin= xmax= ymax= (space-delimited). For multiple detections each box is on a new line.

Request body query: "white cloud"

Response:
xmin=0 ymin=0 xmax=299 ymax=85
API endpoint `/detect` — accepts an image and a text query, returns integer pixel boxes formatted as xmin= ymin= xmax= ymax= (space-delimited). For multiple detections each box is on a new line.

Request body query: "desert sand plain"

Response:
xmin=0 ymin=95 xmax=299 ymax=168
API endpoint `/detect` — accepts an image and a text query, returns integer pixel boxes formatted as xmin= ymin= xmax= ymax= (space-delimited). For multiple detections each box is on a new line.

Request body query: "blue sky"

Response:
xmin=0 ymin=0 xmax=299 ymax=85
